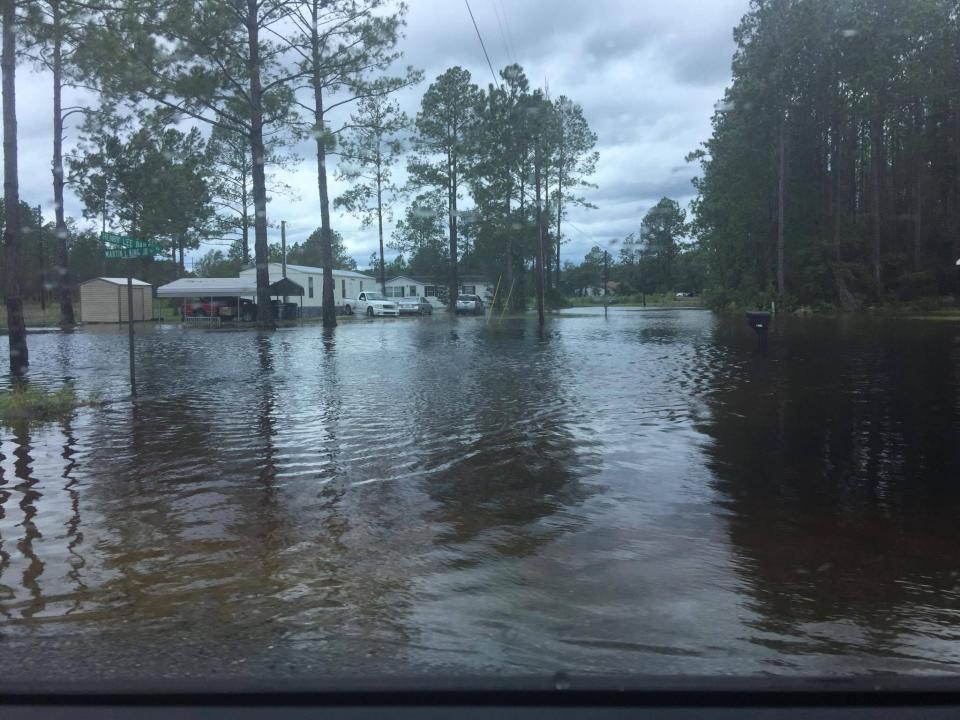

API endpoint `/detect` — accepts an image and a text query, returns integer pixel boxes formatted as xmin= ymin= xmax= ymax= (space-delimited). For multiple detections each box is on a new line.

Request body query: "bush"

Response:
xmin=0 ymin=384 xmax=101 ymax=426
xmin=894 ymin=272 xmax=937 ymax=302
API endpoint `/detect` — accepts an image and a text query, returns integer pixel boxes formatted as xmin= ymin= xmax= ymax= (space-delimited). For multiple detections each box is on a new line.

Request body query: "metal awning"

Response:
xmin=157 ymin=276 xmax=304 ymax=299
xmin=269 ymin=277 xmax=304 ymax=296
xmin=157 ymin=278 xmax=258 ymax=298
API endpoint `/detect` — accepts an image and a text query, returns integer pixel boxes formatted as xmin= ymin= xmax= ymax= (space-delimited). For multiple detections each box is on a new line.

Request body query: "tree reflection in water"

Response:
xmin=701 ymin=316 xmax=960 ymax=667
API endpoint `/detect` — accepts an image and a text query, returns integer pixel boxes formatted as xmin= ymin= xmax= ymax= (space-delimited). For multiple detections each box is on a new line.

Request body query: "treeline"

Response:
xmin=556 ymin=197 xmax=706 ymax=298
xmin=689 ymin=0 xmax=960 ymax=310
xmin=1 ymin=0 xmax=600 ymax=380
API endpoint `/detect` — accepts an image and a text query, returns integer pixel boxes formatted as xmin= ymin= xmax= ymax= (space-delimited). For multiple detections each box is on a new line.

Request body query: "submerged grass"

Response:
xmin=0 ymin=384 xmax=102 ymax=426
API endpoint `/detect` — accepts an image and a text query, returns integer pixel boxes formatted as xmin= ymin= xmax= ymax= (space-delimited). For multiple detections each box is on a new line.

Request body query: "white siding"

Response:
xmin=238 ymin=264 xmax=373 ymax=307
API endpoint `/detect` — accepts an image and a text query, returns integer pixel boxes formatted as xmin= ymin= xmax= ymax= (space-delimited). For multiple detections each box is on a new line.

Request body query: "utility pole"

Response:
xmin=126 ymin=257 xmax=136 ymax=398
xmin=36 ymin=204 xmax=45 ymax=312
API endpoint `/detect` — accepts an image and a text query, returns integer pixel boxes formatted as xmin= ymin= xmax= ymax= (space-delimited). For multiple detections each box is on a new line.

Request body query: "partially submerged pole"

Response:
xmin=126 ymin=259 xmax=136 ymax=397
xmin=487 ymin=273 xmax=502 ymax=325
xmin=745 ymin=310 xmax=771 ymax=354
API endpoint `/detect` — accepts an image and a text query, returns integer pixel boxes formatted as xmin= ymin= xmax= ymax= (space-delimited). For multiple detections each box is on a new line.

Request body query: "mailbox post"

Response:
xmin=745 ymin=310 xmax=772 ymax=353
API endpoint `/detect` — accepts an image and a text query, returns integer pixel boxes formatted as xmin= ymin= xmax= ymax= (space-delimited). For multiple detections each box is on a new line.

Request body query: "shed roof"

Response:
xmin=269 ymin=277 xmax=304 ymax=296
xmin=80 ymin=277 xmax=151 ymax=287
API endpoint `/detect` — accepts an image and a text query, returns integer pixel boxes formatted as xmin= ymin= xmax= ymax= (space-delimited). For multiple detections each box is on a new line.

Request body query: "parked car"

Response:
xmin=397 ymin=296 xmax=434 ymax=315
xmin=456 ymin=294 xmax=485 ymax=315
xmin=345 ymin=291 xmax=400 ymax=317
xmin=182 ymin=297 xmax=257 ymax=321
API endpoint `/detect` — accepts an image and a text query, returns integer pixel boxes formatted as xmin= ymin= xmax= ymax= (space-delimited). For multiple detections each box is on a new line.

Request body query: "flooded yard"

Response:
xmin=1 ymin=308 xmax=960 ymax=678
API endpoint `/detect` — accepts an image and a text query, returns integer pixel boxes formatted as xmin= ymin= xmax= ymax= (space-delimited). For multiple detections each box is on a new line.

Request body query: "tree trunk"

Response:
xmin=241 ymin=171 xmax=250 ymax=263
xmin=913 ymin=100 xmax=924 ymax=272
xmin=448 ymin=142 xmax=459 ymax=313
xmin=246 ymin=0 xmax=273 ymax=329
xmin=555 ymin=141 xmax=563 ymax=288
xmin=376 ymin=159 xmax=385 ymax=294
xmin=311 ymin=0 xmax=336 ymax=328
xmin=870 ymin=113 xmax=883 ymax=291
xmin=178 ymin=237 xmax=185 ymax=274
xmin=3 ymin=0 xmax=27 ymax=375
xmin=776 ymin=109 xmax=786 ymax=299
xmin=831 ymin=111 xmax=857 ymax=311
xmin=51 ymin=0 xmax=74 ymax=326
xmin=534 ymin=146 xmax=545 ymax=326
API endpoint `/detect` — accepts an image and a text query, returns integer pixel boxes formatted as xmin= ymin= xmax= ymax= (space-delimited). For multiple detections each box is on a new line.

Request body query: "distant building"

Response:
xmin=384 ymin=274 xmax=497 ymax=307
xmin=577 ymin=281 xmax=618 ymax=297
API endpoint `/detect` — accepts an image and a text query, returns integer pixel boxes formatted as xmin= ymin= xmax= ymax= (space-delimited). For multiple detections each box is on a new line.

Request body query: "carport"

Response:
xmin=156 ymin=277 xmax=305 ymax=323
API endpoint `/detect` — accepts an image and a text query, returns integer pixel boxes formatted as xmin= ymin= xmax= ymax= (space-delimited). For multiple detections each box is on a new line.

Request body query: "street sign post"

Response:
xmin=102 ymin=232 xmax=165 ymax=398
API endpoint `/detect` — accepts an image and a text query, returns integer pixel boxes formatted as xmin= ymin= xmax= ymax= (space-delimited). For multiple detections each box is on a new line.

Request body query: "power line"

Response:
xmin=464 ymin=0 xmax=500 ymax=90
xmin=496 ymin=0 xmax=518 ymax=64
xmin=489 ymin=0 xmax=514 ymax=65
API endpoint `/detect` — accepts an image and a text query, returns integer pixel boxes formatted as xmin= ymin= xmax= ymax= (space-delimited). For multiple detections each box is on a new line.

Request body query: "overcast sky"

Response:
xmin=12 ymin=0 xmax=750 ymax=270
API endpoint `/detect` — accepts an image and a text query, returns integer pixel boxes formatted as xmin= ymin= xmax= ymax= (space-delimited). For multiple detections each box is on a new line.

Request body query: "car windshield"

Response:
xmin=3 ymin=0 xmax=959 ymax=691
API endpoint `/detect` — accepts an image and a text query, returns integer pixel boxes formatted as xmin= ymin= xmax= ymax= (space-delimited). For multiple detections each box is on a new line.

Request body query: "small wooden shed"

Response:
xmin=79 ymin=277 xmax=153 ymax=323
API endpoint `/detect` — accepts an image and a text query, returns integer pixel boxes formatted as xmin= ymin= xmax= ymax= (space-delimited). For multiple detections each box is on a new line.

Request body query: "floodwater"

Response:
xmin=1 ymin=308 xmax=960 ymax=679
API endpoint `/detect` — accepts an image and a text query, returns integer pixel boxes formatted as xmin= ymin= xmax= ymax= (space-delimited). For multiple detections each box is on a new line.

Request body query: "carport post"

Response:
xmin=237 ymin=296 xmax=240 ymax=323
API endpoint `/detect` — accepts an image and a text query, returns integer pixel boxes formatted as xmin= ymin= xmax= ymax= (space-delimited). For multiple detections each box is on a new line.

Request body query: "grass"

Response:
xmin=565 ymin=293 xmax=703 ymax=308
xmin=0 ymin=384 xmax=103 ymax=426
xmin=0 ymin=301 xmax=72 ymax=328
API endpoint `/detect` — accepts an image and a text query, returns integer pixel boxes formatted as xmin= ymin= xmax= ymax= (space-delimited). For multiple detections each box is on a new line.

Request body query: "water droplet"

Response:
xmin=841 ymin=28 xmax=858 ymax=38
xmin=553 ymin=671 xmax=570 ymax=691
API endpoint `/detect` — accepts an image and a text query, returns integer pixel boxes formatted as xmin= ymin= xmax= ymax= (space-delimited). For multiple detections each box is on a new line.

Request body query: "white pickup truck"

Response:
xmin=344 ymin=291 xmax=400 ymax=317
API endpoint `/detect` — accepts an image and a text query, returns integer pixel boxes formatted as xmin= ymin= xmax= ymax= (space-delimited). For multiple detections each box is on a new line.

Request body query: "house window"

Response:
xmin=409 ymin=285 xmax=417 ymax=297
xmin=308 ymin=276 xmax=314 ymax=298
xmin=341 ymin=279 xmax=346 ymax=298
xmin=424 ymin=286 xmax=436 ymax=297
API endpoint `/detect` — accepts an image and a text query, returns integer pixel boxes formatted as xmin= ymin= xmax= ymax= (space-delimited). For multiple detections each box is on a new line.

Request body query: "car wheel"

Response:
xmin=344 ymin=304 xmax=353 ymax=315
xmin=366 ymin=306 xmax=374 ymax=317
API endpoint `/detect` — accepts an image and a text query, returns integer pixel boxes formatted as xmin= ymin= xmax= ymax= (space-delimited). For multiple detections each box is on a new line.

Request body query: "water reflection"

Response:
xmin=0 ymin=312 xmax=959 ymax=677
xmin=701 ymin=317 xmax=960 ymax=671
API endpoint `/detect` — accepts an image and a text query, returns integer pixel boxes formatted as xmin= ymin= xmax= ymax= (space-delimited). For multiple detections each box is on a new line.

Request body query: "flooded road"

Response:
xmin=2 ymin=308 xmax=960 ymax=678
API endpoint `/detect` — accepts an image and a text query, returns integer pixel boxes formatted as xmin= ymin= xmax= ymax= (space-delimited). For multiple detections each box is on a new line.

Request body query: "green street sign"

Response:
xmin=101 ymin=231 xmax=165 ymax=258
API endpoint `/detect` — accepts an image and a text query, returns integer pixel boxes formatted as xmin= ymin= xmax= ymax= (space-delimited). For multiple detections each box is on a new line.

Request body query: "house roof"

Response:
xmin=385 ymin=274 xmax=436 ymax=285
xmin=239 ymin=263 xmax=374 ymax=280
xmin=385 ymin=274 xmax=494 ymax=285
xmin=80 ymin=277 xmax=151 ymax=287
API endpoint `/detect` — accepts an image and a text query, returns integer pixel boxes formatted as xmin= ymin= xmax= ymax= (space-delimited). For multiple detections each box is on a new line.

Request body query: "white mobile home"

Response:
xmin=238 ymin=263 xmax=375 ymax=315
xmin=383 ymin=274 xmax=497 ymax=306
xmin=79 ymin=277 xmax=153 ymax=323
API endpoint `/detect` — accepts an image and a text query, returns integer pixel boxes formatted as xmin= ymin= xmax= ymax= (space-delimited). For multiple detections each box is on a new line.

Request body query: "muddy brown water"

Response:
xmin=1 ymin=308 xmax=959 ymax=679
